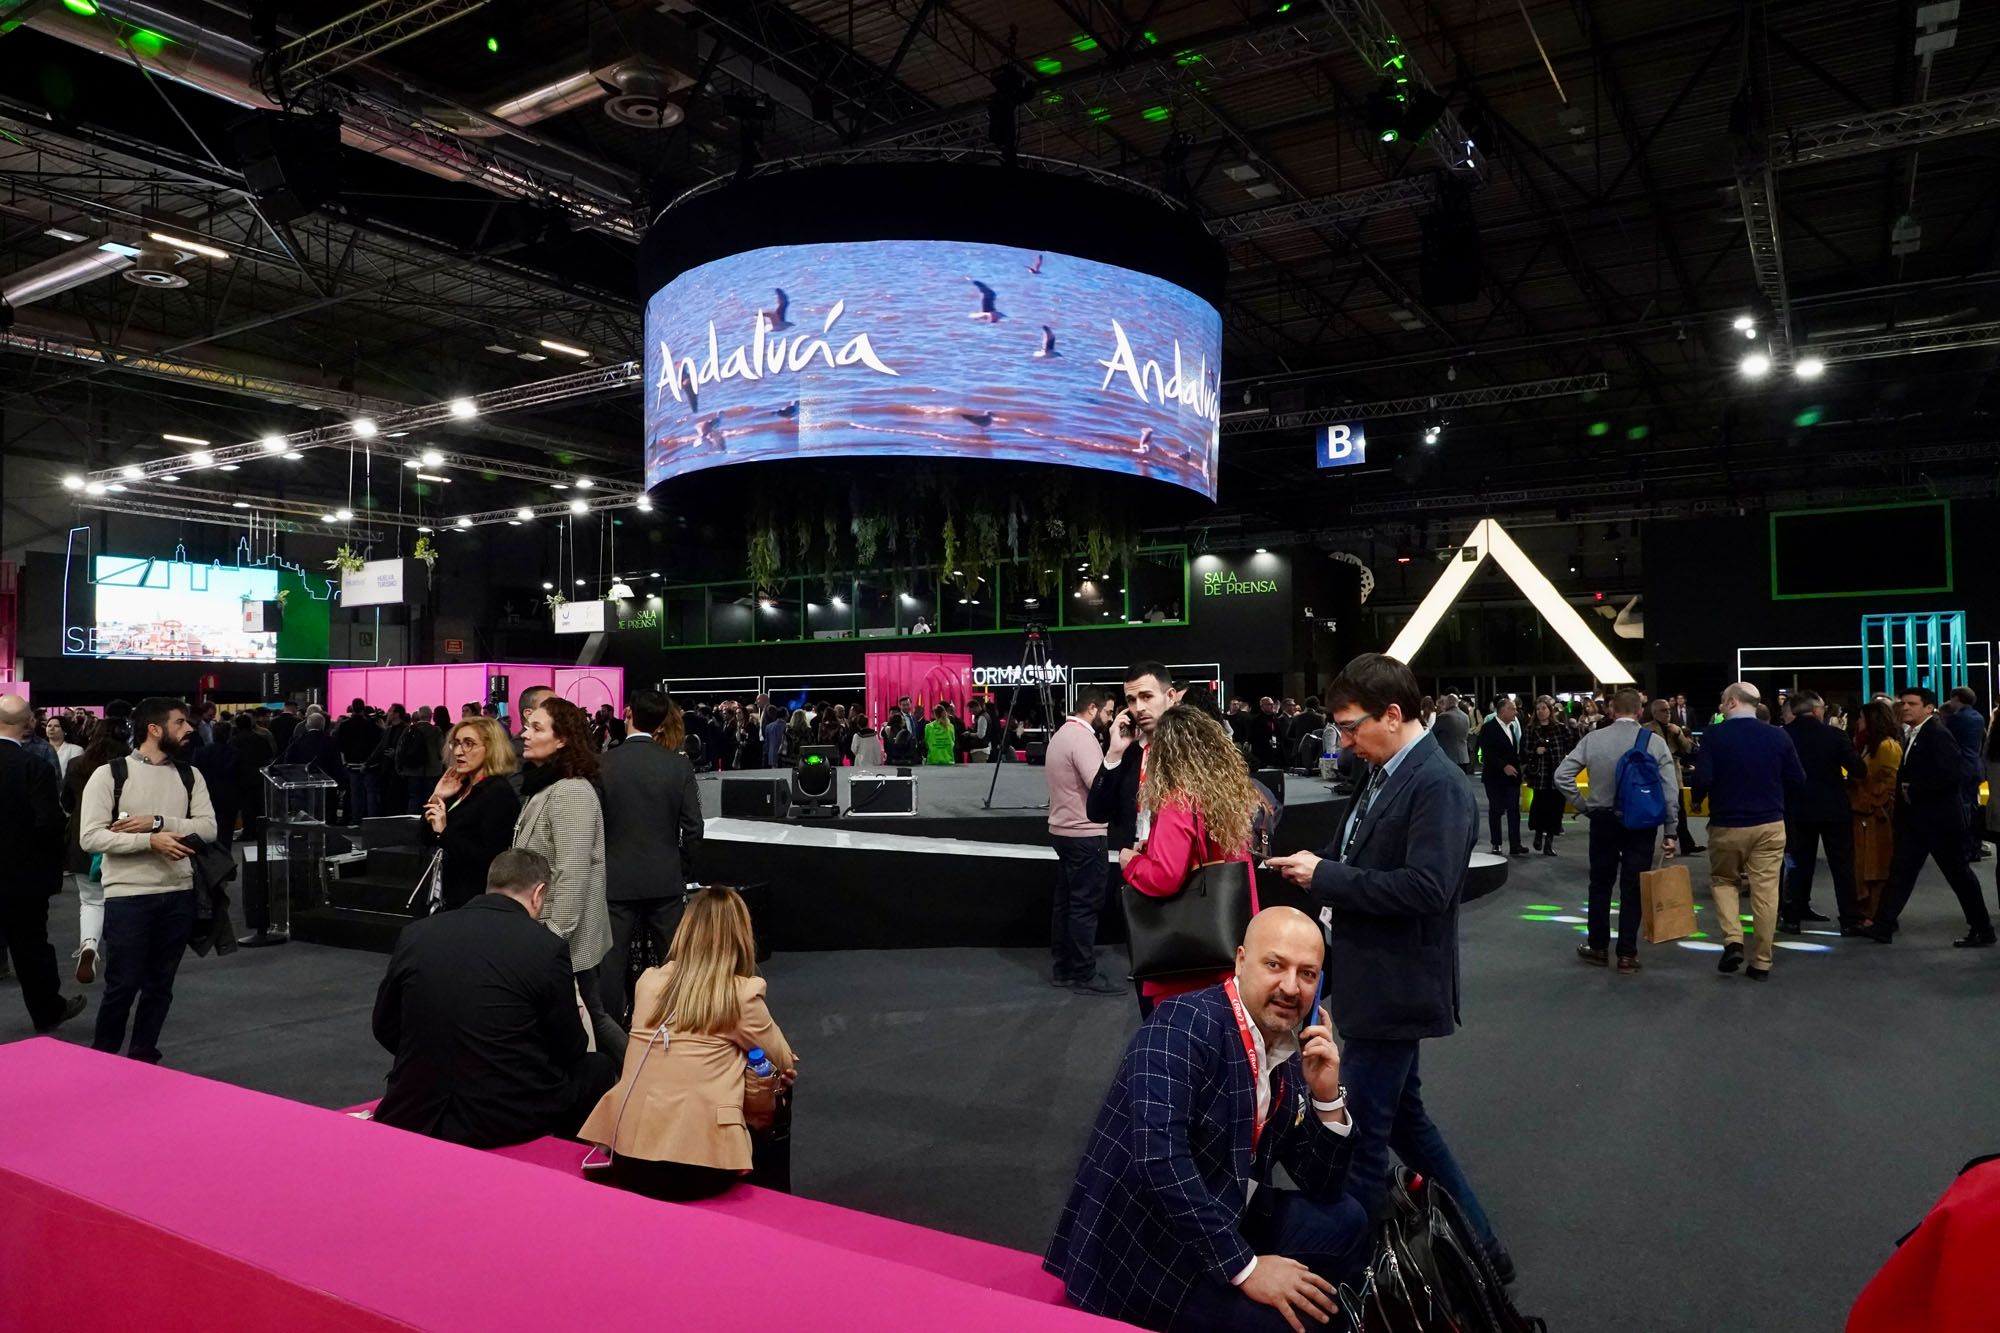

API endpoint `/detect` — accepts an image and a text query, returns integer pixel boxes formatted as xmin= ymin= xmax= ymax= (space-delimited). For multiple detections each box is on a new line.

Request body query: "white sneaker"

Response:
xmin=75 ymin=943 xmax=98 ymax=985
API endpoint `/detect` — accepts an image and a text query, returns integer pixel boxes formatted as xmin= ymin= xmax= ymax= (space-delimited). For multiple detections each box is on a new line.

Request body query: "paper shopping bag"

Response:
xmin=1640 ymin=863 xmax=1695 ymax=944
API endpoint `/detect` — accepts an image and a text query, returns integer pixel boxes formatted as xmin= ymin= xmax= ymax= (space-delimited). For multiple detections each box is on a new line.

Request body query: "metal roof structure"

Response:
xmin=3 ymin=0 xmax=1997 ymax=554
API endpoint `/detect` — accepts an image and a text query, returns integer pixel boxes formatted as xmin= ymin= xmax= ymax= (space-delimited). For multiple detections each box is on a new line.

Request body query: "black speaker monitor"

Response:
xmin=229 ymin=110 xmax=342 ymax=222
xmin=720 ymin=778 xmax=786 ymax=818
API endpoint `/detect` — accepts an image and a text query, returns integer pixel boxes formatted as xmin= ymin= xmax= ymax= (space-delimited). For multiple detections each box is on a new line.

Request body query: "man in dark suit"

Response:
xmin=1086 ymin=661 xmax=1181 ymax=851
xmin=1944 ymin=687 xmax=1987 ymax=861
xmin=1477 ymin=697 xmax=1530 ymax=856
xmin=1780 ymin=690 xmax=1862 ymax=933
xmin=373 ymin=847 xmax=617 ymax=1147
xmin=598 ymin=688 xmax=705 ymax=1023
xmin=1865 ymin=688 xmax=1995 ymax=947
xmin=1430 ymin=693 xmax=1472 ymax=775
xmin=0 ymin=694 xmax=88 ymax=1033
xmin=1045 ymin=908 xmax=1366 ymax=1332
xmin=1264 ymin=653 xmax=1512 ymax=1283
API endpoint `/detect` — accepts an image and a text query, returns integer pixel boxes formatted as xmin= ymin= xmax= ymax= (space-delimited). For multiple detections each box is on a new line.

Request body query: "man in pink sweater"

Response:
xmin=1047 ymin=686 xmax=1119 ymax=994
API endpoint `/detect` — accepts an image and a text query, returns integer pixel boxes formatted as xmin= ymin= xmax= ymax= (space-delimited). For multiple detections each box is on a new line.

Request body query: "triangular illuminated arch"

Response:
xmin=1386 ymin=518 xmax=1635 ymax=685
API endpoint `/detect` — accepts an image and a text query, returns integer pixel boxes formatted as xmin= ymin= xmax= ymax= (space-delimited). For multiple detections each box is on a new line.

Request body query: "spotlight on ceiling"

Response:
xmin=62 ymin=475 xmax=85 ymax=491
xmin=537 ymin=338 xmax=591 ymax=359
xmin=542 ymin=581 xmax=554 ymax=590
xmin=608 ymin=581 xmax=635 ymax=600
xmin=1421 ymin=422 xmax=1443 ymax=446
xmin=569 ymin=498 xmax=588 ymax=514
xmin=574 ymin=478 xmax=594 ymax=490
xmin=1732 ymin=314 xmax=1755 ymax=332
xmin=335 ymin=508 xmax=354 ymax=521
xmin=321 ymin=512 xmax=337 ymax=523
xmin=351 ymin=417 xmax=378 ymax=439
xmin=162 ymin=433 xmax=208 ymax=446
xmin=1739 ymin=351 xmax=1772 ymax=378
xmin=190 ymin=450 xmax=214 ymax=466
xmin=120 ymin=465 xmax=143 ymax=480
xmin=283 ymin=451 xmax=303 ymax=461
xmin=260 ymin=434 xmax=287 ymax=452
xmin=420 ymin=449 xmax=445 ymax=468
xmin=404 ymin=460 xmax=421 ymax=470
xmin=634 ymin=496 xmax=652 ymax=512
xmin=1794 ymin=356 xmax=1827 ymax=380
xmin=231 ymin=501 xmax=249 ymax=509
xmin=516 ymin=508 xmax=533 ymax=521
xmin=147 ymin=230 xmax=228 ymax=261
xmin=456 ymin=516 xmax=473 ymax=528
xmin=448 ymin=397 xmax=478 ymax=419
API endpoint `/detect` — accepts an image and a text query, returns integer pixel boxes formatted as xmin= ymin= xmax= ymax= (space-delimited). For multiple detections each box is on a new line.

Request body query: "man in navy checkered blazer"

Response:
xmin=1045 ymin=908 xmax=1370 ymax=1332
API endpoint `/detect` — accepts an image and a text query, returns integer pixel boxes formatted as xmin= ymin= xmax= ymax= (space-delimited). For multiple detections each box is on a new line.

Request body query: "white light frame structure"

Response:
xmin=1386 ymin=518 xmax=1635 ymax=685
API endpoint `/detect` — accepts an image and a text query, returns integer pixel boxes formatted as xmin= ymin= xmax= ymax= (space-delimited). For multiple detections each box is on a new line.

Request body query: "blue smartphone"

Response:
xmin=1306 ymin=965 xmax=1326 ymax=1034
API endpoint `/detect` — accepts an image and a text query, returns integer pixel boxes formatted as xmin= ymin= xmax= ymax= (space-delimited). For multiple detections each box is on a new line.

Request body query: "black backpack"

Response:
xmin=1354 ymin=1169 xmax=1546 ymax=1333
xmin=395 ymin=723 xmax=428 ymax=770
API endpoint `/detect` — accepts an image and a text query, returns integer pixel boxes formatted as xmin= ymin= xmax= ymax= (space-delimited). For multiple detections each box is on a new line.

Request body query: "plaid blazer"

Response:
xmin=1043 ymin=984 xmax=1354 ymax=1329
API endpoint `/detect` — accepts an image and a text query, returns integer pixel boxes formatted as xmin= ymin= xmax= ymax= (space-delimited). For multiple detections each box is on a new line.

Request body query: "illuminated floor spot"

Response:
xmin=1549 ymin=915 xmax=1586 ymax=924
xmin=1678 ymin=941 xmax=1725 ymax=952
xmin=1524 ymin=904 xmax=1563 ymax=912
xmin=1520 ymin=914 xmax=1561 ymax=922
xmin=1775 ymin=941 xmax=1833 ymax=953
xmin=1687 ymin=931 xmax=1709 ymax=939
xmin=1573 ymin=925 xmax=1589 ymax=933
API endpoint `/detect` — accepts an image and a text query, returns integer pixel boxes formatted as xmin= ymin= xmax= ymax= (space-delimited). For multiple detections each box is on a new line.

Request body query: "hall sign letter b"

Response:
xmin=1317 ymin=423 xmax=1366 ymax=469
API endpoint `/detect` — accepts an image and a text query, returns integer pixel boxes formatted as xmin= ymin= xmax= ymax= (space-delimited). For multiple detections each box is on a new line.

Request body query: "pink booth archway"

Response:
xmin=326 ymin=663 xmax=623 ymax=720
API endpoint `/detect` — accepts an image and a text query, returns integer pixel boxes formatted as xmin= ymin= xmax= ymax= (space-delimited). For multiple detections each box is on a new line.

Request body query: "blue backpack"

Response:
xmin=1614 ymin=731 xmax=1669 ymax=830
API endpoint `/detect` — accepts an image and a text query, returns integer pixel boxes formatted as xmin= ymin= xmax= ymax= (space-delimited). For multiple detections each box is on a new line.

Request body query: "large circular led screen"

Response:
xmin=644 ymin=240 xmax=1222 ymax=497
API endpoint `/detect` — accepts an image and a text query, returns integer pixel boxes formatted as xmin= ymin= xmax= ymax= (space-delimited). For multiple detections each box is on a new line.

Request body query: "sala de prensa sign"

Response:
xmin=1203 ymin=570 xmax=1279 ymax=597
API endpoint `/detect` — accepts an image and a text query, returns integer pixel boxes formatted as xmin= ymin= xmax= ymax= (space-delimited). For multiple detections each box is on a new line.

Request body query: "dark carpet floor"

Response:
xmin=5 ymin=811 xmax=1997 ymax=1332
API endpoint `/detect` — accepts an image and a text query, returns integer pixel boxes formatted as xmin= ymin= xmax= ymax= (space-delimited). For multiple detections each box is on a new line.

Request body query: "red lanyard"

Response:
xmin=1223 ymin=977 xmax=1268 ymax=1151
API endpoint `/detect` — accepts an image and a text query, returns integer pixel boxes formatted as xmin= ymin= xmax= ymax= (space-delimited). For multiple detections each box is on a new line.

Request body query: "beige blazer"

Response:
xmin=578 ymin=965 xmax=794 ymax=1172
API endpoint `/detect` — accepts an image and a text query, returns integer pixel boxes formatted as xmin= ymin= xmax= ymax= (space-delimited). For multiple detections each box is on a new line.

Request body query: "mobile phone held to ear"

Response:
xmin=1307 ymin=965 xmax=1327 ymax=1034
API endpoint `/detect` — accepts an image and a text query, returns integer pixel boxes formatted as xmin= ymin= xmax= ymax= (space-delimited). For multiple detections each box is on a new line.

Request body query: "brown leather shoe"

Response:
xmin=1616 ymin=954 xmax=1642 ymax=975
xmin=1575 ymin=943 xmax=1608 ymax=967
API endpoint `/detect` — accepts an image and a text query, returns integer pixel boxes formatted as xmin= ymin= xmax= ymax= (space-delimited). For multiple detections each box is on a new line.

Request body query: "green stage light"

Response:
xmin=1378 ymin=127 xmax=1399 ymax=143
xmin=1626 ymin=424 xmax=1650 ymax=441
xmin=1524 ymin=904 xmax=1562 ymax=912
xmin=1032 ymin=56 xmax=1062 ymax=75
xmin=1587 ymin=421 xmax=1610 ymax=437
xmin=1141 ymin=105 xmax=1171 ymax=122
xmin=61 ymin=0 xmax=98 ymax=13
xmin=1070 ymin=33 xmax=1098 ymax=52
xmin=1520 ymin=913 xmax=1560 ymax=922
xmin=1086 ymin=105 xmax=1110 ymax=122
xmin=129 ymin=27 xmax=167 ymax=56
xmin=1793 ymin=407 xmax=1823 ymax=427
xmin=485 ymin=34 xmax=499 ymax=53
xmin=1142 ymin=30 xmax=1159 ymax=44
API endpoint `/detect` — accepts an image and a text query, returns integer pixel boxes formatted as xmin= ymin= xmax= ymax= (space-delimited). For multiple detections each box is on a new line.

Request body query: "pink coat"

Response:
xmin=1121 ymin=795 xmax=1257 ymax=1000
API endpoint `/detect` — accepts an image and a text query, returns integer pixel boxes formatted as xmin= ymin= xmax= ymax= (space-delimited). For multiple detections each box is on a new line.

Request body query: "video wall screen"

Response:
xmin=644 ymin=240 xmax=1223 ymax=497
xmin=63 ymin=537 xmax=376 ymax=665
xmin=1769 ymin=501 xmax=1952 ymax=600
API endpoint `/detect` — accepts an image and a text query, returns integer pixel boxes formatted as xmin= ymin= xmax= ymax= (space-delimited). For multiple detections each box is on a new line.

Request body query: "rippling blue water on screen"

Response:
xmin=643 ymin=240 xmax=1222 ymax=497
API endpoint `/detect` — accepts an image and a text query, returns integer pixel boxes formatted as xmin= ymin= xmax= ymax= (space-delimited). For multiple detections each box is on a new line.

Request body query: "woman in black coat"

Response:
xmin=420 ymin=716 xmax=522 ymax=910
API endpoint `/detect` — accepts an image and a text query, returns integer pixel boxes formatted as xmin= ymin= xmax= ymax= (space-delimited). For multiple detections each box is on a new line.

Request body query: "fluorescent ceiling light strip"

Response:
xmin=148 ymin=230 xmax=228 ymax=261
xmin=1386 ymin=518 xmax=1635 ymax=685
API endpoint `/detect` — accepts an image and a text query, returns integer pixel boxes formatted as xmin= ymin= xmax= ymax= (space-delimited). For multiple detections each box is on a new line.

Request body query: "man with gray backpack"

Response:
xmin=1554 ymin=688 xmax=1678 ymax=973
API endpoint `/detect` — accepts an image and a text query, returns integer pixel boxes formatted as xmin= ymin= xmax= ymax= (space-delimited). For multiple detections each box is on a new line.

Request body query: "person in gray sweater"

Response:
xmin=1555 ymin=688 xmax=1678 ymax=971
xmin=78 ymin=697 xmax=217 ymax=1062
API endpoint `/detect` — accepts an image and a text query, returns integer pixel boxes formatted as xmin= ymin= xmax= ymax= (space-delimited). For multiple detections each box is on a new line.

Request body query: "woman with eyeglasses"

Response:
xmin=421 ymin=716 xmax=522 ymax=911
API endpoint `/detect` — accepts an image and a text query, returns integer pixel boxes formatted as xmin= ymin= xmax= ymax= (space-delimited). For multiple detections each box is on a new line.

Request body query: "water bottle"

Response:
xmin=745 ymin=1047 xmax=775 ymax=1079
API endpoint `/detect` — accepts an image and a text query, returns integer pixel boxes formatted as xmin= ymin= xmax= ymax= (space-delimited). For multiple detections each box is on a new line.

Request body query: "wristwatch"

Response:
xmin=1312 ymin=1084 xmax=1348 ymax=1114
xmin=151 ymin=814 xmax=164 ymax=833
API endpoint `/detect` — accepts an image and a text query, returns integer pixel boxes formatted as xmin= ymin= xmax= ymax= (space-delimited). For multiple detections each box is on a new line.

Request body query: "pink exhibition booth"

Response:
xmin=862 ymin=651 xmax=972 ymax=728
xmin=326 ymin=662 xmax=624 ymax=719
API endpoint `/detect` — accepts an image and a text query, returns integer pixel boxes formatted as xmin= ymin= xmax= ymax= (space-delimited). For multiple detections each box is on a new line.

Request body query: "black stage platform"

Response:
xmin=696 ymin=767 xmax=1510 ymax=952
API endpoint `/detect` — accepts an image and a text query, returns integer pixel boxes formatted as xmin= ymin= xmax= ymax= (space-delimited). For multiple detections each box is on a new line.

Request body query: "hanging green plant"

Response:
xmin=325 ymin=544 xmax=365 ymax=575
xmin=411 ymin=535 xmax=438 ymax=569
xmin=854 ymin=510 xmax=885 ymax=566
xmin=748 ymin=522 xmax=782 ymax=596
xmin=274 ymin=588 xmax=291 ymax=609
xmin=940 ymin=514 xmax=958 ymax=585
xmin=821 ymin=501 xmax=841 ymax=595
xmin=545 ymin=592 xmax=568 ymax=612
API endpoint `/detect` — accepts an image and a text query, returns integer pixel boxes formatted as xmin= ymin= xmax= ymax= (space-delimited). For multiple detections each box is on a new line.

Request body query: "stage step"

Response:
xmin=328 ymin=872 xmax=424 ymax=919
xmin=289 ymin=905 xmax=408 ymax=953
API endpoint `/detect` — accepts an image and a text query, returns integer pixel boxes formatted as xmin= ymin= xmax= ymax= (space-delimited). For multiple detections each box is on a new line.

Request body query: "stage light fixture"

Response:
xmin=1739 ymin=351 xmax=1772 ymax=378
xmin=421 ymin=449 xmax=445 ymax=468
xmin=147 ymin=230 xmax=228 ymax=261
xmin=458 ymin=517 xmax=474 ymax=528
xmin=576 ymin=578 xmax=586 ymax=586
xmin=537 ymin=338 xmax=591 ymax=359
xmin=62 ymin=475 xmax=84 ymax=491
xmin=1421 ymin=423 xmax=1442 ymax=446
xmin=104 ymin=484 xmax=125 ymax=493
xmin=121 ymin=466 xmax=143 ymax=480
xmin=232 ymin=501 xmax=249 ymax=509
xmin=157 ymin=474 xmax=179 ymax=482
xmin=634 ymin=496 xmax=652 ymax=512
xmin=190 ymin=450 xmax=214 ymax=466
xmin=1732 ymin=314 xmax=1754 ymax=332
xmin=321 ymin=512 xmax=337 ymax=523
xmin=569 ymin=499 xmax=588 ymax=514
xmin=416 ymin=525 xmax=433 ymax=533
xmin=516 ymin=508 xmax=533 ymax=521
xmin=162 ymin=433 xmax=209 ymax=446
xmin=608 ymin=581 xmax=634 ymax=599
xmin=349 ymin=419 xmax=378 ymax=440
xmin=283 ymin=451 xmax=303 ymax=461
xmin=1254 ymin=547 xmax=1269 ymax=554
xmin=416 ymin=473 xmax=450 ymax=483
xmin=404 ymin=460 xmax=421 ymax=470
xmin=449 ymin=397 xmax=478 ymax=419
xmin=542 ymin=581 xmax=554 ymax=590
xmin=218 ymin=464 xmax=240 ymax=472
xmin=260 ymin=434 xmax=287 ymax=451
xmin=1795 ymin=356 xmax=1826 ymax=380
xmin=335 ymin=507 xmax=354 ymax=521
xmin=574 ymin=478 xmax=594 ymax=489
xmin=84 ymin=481 xmax=106 ymax=495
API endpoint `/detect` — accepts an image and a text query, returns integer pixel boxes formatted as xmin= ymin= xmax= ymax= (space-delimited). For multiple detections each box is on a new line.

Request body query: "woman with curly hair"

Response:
xmin=514 ymin=695 xmax=618 ymax=1052
xmin=1117 ymin=705 xmax=1261 ymax=1014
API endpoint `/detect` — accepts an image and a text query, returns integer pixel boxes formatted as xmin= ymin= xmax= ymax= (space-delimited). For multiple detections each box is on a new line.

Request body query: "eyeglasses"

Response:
xmin=448 ymin=738 xmax=484 ymax=750
xmin=1330 ymin=710 xmax=1383 ymax=735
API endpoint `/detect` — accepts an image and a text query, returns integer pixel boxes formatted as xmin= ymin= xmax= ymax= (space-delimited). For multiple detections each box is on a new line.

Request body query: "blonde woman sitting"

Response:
xmin=580 ymin=887 xmax=794 ymax=1201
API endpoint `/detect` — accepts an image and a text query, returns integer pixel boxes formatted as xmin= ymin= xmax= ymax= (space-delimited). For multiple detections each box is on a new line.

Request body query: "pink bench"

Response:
xmin=343 ymin=1106 xmax=1068 ymax=1307
xmin=1 ymin=1041 xmax=1120 ymax=1332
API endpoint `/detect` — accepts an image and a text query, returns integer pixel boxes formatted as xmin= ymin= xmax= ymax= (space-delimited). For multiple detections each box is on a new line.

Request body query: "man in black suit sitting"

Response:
xmin=1779 ymin=690 xmax=1862 ymax=934
xmin=1477 ymin=697 xmax=1531 ymax=856
xmin=1264 ymin=653 xmax=1514 ymax=1284
xmin=373 ymin=847 xmax=617 ymax=1147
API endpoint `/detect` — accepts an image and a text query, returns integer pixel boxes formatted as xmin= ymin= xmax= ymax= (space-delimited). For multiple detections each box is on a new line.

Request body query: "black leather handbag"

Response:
xmin=1120 ymin=809 xmax=1256 ymax=984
